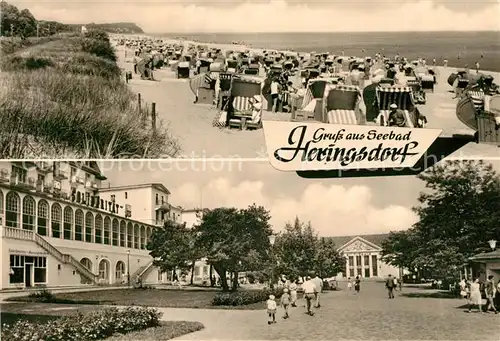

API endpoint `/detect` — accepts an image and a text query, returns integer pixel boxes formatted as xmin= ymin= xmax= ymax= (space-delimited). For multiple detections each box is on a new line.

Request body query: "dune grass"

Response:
xmin=0 ymin=33 xmax=181 ymax=158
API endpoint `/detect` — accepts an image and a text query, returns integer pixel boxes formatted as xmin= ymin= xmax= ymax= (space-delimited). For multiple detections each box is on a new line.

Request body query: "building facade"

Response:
xmin=0 ymin=161 xmax=180 ymax=290
xmin=99 ymin=184 xmax=182 ymax=227
xmin=330 ymin=234 xmax=402 ymax=279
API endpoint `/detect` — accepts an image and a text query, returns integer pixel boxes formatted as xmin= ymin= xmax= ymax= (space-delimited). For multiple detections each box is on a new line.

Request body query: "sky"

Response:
xmin=97 ymin=159 xmax=500 ymax=237
xmin=11 ymin=0 xmax=500 ymax=33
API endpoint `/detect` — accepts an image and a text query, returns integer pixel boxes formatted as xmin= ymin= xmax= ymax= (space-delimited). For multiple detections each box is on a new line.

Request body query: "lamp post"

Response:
xmin=268 ymin=234 xmax=276 ymax=289
xmin=488 ymin=239 xmax=497 ymax=251
xmin=127 ymin=250 xmax=131 ymax=288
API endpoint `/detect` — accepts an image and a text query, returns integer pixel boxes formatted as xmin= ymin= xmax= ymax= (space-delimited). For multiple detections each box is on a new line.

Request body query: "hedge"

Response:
xmin=1 ymin=307 xmax=162 ymax=341
xmin=212 ymin=287 xmax=285 ymax=306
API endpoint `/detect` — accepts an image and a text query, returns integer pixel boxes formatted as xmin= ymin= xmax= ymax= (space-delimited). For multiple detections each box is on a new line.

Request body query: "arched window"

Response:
xmin=51 ymin=204 xmax=62 ymax=238
xmin=22 ymin=196 xmax=36 ymax=230
xmin=112 ymin=219 xmax=119 ymax=246
xmin=115 ymin=261 xmax=126 ymax=283
xmin=95 ymin=215 xmax=103 ymax=243
xmin=37 ymin=200 xmax=49 ymax=236
xmin=75 ymin=210 xmax=84 ymax=241
xmin=98 ymin=259 xmax=110 ymax=283
xmin=103 ymin=216 xmax=111 ymax=245
xmin=146 ymin=227 xmax=153 ymax=248
xmin=140 ymin=225 xmax=146 ymax=249
xmin=80 ymin=258 xmax=92 ymax=271
xmin=127 ymin=222 xmax=133 ymax=248
xmin=119 ymin=221 xmax=126 ymax=247
xmin=85 ymin=212 xmax=93 ymax=243
xmin=63 ymin=207 xmax=73 ymax=240
xmin=134 ymin=224 xmax=139 ymax=249
xmin=5 ymin=192 xmax=20 ymax=228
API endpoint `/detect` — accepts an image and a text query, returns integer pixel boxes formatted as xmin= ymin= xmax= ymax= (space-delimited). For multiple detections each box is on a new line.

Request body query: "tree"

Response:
xmin=314 ymin=237 xmax=346 ymax=278
xmin=1 ymin=1 xmax=20 ymax=36
xmin=147 ymin=220 xmax=198 ymax=278
xmin=195 ymin=204 xmax=273 ymax=291
xmin=274 ymin=217 xmax=345 ymax=280
xmin=382 ymin=160 xmax=500 ymax=278
xmin=274 ymin=217 xmax=317 ymax=279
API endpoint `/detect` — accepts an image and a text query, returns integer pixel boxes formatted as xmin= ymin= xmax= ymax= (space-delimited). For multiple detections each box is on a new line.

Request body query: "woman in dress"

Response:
xmin=289 ymin=279 xmax=298 ymax=307
xmin=469 ymin=278 xmax=483 ymax=313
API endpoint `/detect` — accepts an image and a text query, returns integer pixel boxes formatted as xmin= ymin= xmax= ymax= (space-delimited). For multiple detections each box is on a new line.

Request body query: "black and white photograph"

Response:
xmin=0 ymin=159 xmax=499 ymax=340
xmin=1 ymin=0 xmax=500 ymax=340
xmin=0 ymin=1 xmax=499 ymax=159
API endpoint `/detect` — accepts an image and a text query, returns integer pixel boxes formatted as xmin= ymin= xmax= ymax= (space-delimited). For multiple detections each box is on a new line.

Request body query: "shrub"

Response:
xmin=80 ymin=37 xmax=117 ymax=62
xmin=212 ymin=287 xmax=284 ymax=306
xmin=84 ymin=30 xmax=110 ymax=42
xmin=1 ymin=307 xmax=162 ymax=341
xmin=28 ymin=288 xmax=56 ymax=302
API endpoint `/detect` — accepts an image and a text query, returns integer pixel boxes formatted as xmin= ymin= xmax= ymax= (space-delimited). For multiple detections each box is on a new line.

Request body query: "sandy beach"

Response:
xmin=115 ymin=43 xmax=500 ymax=160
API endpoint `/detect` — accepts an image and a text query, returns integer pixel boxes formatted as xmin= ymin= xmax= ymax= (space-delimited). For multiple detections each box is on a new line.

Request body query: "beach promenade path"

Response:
xmin=116 ymin=46 xmax=500 ymax=159
xmin=2 ymin=282 xmax=498 ymax=340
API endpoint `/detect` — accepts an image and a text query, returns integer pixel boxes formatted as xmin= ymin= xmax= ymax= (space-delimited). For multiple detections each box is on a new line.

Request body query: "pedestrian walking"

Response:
xmin=302 ymin=276 xmax=317 ymax=316
xmin=459 ymin=277 xmax=472 ymax=311
xmin=484 ymin=276 xmax=498 ymax=314
xmin=347 ymin=277 xmax=353 ymax=291
xmin=386 ymin=274 xmax=395 ymax=299
xmin=469 ymin=278 xmax=483 ymax=313
xmin=266 ymin=295 xmax=277 ymax=324
xmin=281 ymin=288 xmax=291 ymax=319
xmin=289 ymin=280 xmax=298 ymax=307
xmin=354 ymin=276 xmax=361 ymax=294
xmin=312 ymin=274 xmax=323 ymax=308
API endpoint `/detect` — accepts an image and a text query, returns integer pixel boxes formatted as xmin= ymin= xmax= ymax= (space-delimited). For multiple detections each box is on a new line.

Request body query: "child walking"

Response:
xmin=347 ymin=277 xmax=353 ymax=291
xmin=281 ymin=288 xmax=291 ymax=319
xmin=266 ymin=295 xmax=277 ymax=324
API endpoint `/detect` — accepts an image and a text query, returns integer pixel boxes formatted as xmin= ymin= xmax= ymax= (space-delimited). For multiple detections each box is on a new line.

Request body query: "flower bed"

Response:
xmin=212 ymin=287 xmax=284 ymax=306
xmin=1 ymin=307 xmax=162 ymax=341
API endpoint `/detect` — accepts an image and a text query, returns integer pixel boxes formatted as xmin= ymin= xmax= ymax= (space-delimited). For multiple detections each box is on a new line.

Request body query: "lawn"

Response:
xmin=105 ymin=321 xmax=204 ymax=341
xmin=1 ymin=312 xmax=60 ymax=326
xmin=7 ymin=288 xmax=267 ymax=310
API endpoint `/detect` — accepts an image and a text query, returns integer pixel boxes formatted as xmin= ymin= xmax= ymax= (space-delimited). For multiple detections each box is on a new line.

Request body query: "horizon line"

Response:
xmin=145 ymin=30 xmax=500 ymax=34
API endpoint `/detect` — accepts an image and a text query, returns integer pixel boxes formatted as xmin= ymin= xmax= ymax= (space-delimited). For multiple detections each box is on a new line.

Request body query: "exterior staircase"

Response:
xmin=2 ymin=226 xmax=97 ymax=284
xmin=130 ymin=260 xmax=154 ymax=284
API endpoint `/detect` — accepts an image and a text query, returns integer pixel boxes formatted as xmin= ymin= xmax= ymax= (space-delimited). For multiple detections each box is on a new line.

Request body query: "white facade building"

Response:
xmin=330 ymin=234 xmax=402 ymax=279
xmin=0 ymin=161 xmax=182 ymax=290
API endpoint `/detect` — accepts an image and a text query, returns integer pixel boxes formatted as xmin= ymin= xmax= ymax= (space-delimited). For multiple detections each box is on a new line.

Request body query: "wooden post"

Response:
xmin=138 ymin=93 xmax=142 ymax=114
xmin=151 ymin=103 xmax=156 ymax=131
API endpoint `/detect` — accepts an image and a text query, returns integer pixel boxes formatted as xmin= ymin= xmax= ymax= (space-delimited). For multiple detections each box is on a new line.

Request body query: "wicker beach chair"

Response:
xmin=376 ymin=86 xmax=420 ymax=128
xmin=325 ymin=85 xmax=364 ymax=125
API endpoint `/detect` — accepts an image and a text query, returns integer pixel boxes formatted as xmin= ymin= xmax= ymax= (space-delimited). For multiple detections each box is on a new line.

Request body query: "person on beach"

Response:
xmin=388 ymin=103 xmax=407 ymax=127
xmin=281 ymin=288 xmax=291 ymax=319
xmin=270 ymin=77 xmax=280 ymax=113
xmin=266 ymin=295 xmax=277 ymax=324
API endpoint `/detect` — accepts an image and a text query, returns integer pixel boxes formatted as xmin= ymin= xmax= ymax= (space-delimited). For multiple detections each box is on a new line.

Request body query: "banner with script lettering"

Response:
xmin=263 ymin=121 xmax=442 ymax=172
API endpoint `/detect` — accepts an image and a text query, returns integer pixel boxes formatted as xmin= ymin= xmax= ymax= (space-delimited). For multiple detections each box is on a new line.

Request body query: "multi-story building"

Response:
xmin=0 ymin=161 xmax=180 ymax=290
xmin=99 ymin=183 xmax=182 ymax=227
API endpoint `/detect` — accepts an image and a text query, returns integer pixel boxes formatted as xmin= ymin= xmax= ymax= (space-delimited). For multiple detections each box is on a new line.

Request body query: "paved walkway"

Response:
xmin=167 ymin=283 xmax=500 ymax=340
xmin=2 ymin=283 xmax=498 ymax=340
